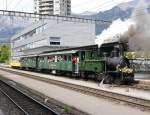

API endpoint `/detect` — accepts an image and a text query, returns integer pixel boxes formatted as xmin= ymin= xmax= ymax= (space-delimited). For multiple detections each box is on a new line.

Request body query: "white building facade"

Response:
xmin=34 ymin=0 xmax=71 ymax=16
xmin=11 ymin=17 xmax=96 ymax=59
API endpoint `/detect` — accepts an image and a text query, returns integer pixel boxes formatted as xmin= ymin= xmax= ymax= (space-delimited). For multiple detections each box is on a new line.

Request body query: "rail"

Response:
xmin=0 ymin=79 xmax=59 ymax=115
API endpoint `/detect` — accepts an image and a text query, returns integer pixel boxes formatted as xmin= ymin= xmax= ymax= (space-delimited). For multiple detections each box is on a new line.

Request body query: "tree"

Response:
xmin=0 ymin=45 xmax=10 ymax=63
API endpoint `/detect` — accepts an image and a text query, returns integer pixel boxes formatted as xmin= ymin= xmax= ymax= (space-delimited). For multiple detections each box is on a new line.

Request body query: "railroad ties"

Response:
xmin=0 ymin=80 xmax=59 ymax=115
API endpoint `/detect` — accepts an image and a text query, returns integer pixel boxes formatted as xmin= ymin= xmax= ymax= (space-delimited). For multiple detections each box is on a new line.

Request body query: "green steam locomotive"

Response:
xmin=20 ymin=41 xmax=134 ymax=84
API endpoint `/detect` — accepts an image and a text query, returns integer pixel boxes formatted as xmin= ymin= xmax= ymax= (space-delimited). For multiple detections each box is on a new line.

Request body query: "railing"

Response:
xmin=130 ymin=58 xmax=150 ymax=72
xmin=0 ymin=10 xmax=111 ymax=24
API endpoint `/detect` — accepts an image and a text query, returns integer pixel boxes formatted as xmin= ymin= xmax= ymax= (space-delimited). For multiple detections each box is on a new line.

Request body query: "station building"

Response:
xmin=11 ymin=16 xmax=96 ymax=60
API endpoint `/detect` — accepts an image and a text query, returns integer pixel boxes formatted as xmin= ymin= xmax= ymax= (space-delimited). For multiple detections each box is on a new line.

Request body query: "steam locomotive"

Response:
xmin=18 ymin=41 xmax=134 ymax=85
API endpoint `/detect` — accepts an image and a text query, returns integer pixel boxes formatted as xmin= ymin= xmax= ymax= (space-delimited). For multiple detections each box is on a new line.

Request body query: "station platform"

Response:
xmin=1 ymin=67 xmax=150 ymax=100
xmin=135 ymin=73 xmax=150 ymax=80
xmin=0 ymin=68 xmax=150 ymax=115
xmin=134 ymin=73 xmax=150 ymax=85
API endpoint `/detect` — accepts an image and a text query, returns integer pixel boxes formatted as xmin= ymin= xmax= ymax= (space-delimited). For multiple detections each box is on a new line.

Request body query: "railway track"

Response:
xmin=0 ymin=79 xmax=59 ymax=115
xmin=0 ymin=67 xmax=150 ymax=111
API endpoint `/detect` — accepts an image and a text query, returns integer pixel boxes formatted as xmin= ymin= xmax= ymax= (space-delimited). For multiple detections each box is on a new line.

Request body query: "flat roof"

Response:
xmin=39 ymin=50 xmax=78 ymax=56
xmin=42 ymin=45 xmax=98 ymax=54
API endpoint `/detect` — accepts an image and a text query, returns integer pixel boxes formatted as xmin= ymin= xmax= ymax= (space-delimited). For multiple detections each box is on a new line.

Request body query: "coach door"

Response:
xmin=72 ymin=53 xmax=79 ymax=74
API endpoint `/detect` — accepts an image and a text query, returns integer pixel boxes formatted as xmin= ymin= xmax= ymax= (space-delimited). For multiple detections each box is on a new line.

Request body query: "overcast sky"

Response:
xmin=0 ymin=0 xmax=133 ymax=13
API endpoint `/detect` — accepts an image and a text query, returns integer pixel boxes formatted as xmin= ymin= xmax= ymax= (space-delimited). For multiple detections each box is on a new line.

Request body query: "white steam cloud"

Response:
xmin=96 ymin=0 xmax=150 ymax=51
xmin=95 ymin=19 xmax=135 ymax=47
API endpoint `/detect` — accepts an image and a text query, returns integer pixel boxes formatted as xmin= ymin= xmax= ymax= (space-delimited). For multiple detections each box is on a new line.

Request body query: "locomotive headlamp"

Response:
xmin=117 ymin=65 xmax=133 ymax=74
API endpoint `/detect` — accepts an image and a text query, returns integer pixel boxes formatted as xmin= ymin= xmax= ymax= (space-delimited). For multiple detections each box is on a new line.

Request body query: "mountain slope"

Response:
xmin=0 ymin=16 xmax=32 ymax=43
xmin=0 ymin=26 xmax=23 ymax=42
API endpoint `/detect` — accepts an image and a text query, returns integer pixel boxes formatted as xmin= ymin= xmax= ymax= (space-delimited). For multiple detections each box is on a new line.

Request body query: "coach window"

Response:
xmin=44 ymin=57 xmax=47 ymax=61
xmin=49 ymin=56 xmax=53 ymax=62
xmin=63 ymin=55 xmax=67 ymax=61
xmin=40 ymin=57 xmax=44 ymax=62
xmin=47 ymin=56 xmax=50 ymax=62
xmin=42 ymin=57 xmax=44 ymax=62
xmin=81 ymin=51 xmax=85 ymax=61
xmin=33 ymin=58 xmax=35 ymax=62
xmin=90 ymin=52 xmax=94 ymax=59
xmin=52 ymin=56 xmax=55 ymax=62
xmin=57 ymin=55 xmax=62 ymax=62
xmin=68 ymin=55 xmax=71 ymax=61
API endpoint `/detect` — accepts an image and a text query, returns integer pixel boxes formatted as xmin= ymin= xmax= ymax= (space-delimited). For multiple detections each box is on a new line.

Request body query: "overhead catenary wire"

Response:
xmin=0 ymin=1 xmax=150 ymax=30
xmin=2 ymin=0 xmax=149 ymax=23
xmin=7 ymin=0 xmax=15 ymax=10
xmin=87 ymin=4 xmax=150 ymax=21
xmin=83 ymin=0 xmax=117 ymax=13
xmin=11 ymin=0 xmax=24 ymax=11
xmin=82 ymin=0 xmax=147 ymax=13
xmin=0 ymin=9 xmax=112 ymax=24
xmin=72 ymin=0 xmax=114 ymax=12
xmin=78 ymin=0 xmax=149 ymax=19
xmin=2 ymin=0 xmax=15 ymax=10
xmin=73 ymin=0 xmax=126 ymax=20
xmin=6 ymin=0 xmax=8 ymax=10
xmin=72 ymin=0 xmax=93 ymax=9
xmin=0 ymin=6 xmax=150 ymax=25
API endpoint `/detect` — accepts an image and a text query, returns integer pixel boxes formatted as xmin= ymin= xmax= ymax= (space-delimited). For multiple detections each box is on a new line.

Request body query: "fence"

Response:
xmin=130 ymin=58 xmax=150 ymax=72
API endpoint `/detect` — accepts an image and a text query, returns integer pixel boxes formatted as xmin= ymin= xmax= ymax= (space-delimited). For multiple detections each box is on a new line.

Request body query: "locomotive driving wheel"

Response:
xmin=104 ymin=75 xmax=113 ymax=84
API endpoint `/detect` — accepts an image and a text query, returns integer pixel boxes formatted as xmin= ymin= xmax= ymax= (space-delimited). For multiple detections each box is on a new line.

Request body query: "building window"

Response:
xmin=50 ymin=42 xmax=60 ymax=45
xmin=49 ymin=37 xmax=61 ymax=45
